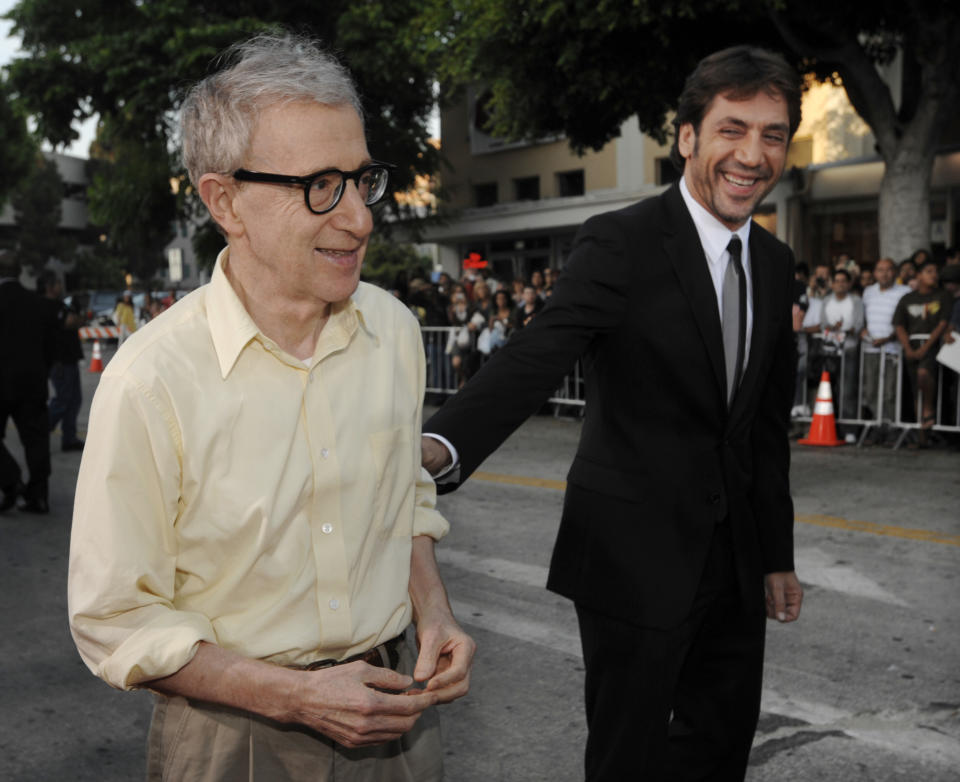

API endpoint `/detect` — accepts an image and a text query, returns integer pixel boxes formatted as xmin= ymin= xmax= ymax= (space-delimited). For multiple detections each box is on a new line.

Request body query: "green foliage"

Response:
xmin=413 ymin=0 xmax=959 ymax=258
xmin=71 ymin=244 xmax=127 ymax=290
xmin=11 ymin=153 xmax=67 ymax=272
xmin=3 ymin=0 xmax=442 ymax=202
xmin=0 ymin=77 xmax=36 ymax=210
xmin=414 ymin=0 xmax=959 ymax=156
xmin=414 ymin=0 xmax=777 ymax=152
xmin=85 ymin=125 xmax=177 ymax=281
xmin=361 ymin=233 xmax=431 ymax=290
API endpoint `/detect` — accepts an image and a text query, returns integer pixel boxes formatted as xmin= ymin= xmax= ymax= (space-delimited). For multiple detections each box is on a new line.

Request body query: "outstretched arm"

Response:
xmin=424 ymin=212 xmax=635 ymax=485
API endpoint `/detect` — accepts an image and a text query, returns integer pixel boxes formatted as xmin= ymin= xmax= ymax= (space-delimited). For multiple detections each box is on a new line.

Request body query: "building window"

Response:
xmin=473 ymin=182 xmax=498 ymax=207
xmin=556 ymin=169 xmax=585 ymax=197
xmin=656 ymin=158 xmax=681 ymax=186
xmin=513 ymin=176 xmax=540 ymax=201
xmin=63 ymin=182 xmax=88 ymax=202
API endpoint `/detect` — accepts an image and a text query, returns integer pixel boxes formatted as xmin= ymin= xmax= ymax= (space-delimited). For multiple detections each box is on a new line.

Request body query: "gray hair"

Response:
xmin=181 ymin=32 xmax=363 ymax=187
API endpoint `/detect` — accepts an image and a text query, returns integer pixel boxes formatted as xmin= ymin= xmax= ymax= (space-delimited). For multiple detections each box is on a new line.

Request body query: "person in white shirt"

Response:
xmin=818 ymin=268 xmax=864 ymax=422
xmin=860 ymin=257 xmax=911 ymax=428
xmin=793 ymin=262 xmax=832 ymax=415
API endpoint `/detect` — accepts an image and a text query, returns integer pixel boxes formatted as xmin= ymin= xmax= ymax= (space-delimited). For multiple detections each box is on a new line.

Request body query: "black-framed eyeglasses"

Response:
xmin=232 ymin=161 xmax=395 ymax=215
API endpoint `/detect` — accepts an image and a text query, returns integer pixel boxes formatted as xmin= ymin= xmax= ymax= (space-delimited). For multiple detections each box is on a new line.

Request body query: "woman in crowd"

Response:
xmin=447 ymin=290 xmax=484 ymax=388
xmin=472 ymin=278 xmax=494 ymax=322
xmin=485 ymin=288 xmax=515 ymax=355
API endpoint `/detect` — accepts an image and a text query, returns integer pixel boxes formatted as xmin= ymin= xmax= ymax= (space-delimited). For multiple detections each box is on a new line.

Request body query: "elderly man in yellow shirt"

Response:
xmin=67 ymin=33 xmax=474 ymax=781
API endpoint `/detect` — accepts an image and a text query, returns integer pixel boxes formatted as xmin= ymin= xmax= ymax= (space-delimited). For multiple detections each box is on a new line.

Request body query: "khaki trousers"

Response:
xmin=146 ymin=641 xmax=443 ymax=781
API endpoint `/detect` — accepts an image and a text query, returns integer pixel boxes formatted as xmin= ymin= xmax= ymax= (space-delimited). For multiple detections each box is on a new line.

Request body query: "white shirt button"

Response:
xmin=329 ymin=598 xmax=340 ymax=611
xmin=321 ymin=448 xmax=329 ymax=459
xmin=321 ymin=523 xmax=333 ymax=534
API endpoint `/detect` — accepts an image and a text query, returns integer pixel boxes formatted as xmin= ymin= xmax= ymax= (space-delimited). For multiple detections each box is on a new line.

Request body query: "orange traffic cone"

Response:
xmin=799 ymin=370 xmax=845 ymax=446
xmin=88 ymin=340 xmax=104 ymax=373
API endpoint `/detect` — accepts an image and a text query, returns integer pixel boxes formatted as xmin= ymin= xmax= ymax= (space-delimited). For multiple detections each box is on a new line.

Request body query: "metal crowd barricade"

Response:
xmin=421 ymin=326 xmax=586 ymax=412
xmin=423 ymin=325 xmax=960 ymax=442
xmin=794 ymin=332 xmax=960 ymax=448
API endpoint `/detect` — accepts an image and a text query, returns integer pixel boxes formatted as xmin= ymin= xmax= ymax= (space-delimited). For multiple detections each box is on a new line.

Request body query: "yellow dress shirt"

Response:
xmin=68 ymin=249 xmax=448 ymax=690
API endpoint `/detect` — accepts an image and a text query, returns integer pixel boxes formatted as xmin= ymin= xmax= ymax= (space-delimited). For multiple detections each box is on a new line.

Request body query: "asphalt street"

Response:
xmin=2 ymin=342 xmax=958 ymax=781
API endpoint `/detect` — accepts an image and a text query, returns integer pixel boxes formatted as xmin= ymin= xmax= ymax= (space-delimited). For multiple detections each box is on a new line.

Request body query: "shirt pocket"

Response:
xmin=368 ymin=425 xmax=415 ymax=537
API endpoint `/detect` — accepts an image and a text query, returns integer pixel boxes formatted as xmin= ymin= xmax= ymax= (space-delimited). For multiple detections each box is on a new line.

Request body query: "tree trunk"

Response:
xmin=876 ymin=146 xmax=934 ymax=262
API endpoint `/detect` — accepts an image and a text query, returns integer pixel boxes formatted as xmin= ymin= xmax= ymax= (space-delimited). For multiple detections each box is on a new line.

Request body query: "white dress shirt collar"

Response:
xmin=679 ymin=175 xmax=752 ymax=263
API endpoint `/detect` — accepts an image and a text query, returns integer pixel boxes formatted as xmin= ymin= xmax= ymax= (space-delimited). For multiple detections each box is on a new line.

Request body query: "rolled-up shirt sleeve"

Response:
xmin=68 ymin=373 xmax=216 ymax=690
xmin=413 ymin=466 xmax=450 ymax=540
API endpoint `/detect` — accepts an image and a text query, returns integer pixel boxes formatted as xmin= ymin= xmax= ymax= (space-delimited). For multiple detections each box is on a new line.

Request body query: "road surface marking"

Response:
xmin=449 ymin=598 xmax=581 ymax=657
xmin=760 ymin=691 xmax=960 ymax=766
xmin=795 ymin=547 xmax=910 ymax=606
xmin=470 ymin=471 xmax=960 ymax=547
xmin=448 ymin=583 xmax=960 ymax=768
xmin=473 ymin=471 xmax=567 ymax=491
xmin=447 ymin=593 xmax=960 ymax=766
xmin=438 ymin=548 xmax=546 ymax=589
xmin=439 ymin=545 xmax=909 ymax=608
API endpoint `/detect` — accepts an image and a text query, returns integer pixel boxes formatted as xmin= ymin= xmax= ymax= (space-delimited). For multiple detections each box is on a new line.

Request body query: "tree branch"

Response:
xmin=767 ymin=7 xmax=900 ymax=157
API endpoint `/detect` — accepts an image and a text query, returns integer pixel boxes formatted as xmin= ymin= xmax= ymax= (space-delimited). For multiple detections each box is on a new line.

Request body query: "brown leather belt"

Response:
xmin=291 ymin=632 xmax=405 ymax=672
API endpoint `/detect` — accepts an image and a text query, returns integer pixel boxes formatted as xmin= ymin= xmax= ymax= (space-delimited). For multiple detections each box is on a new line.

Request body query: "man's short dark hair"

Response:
xmin=794 ymin=261 xmax=810 ymax=277
xmin=917 ymin=259 xmax=938 ymax=273
xmin=833 ymin=268 xmax=851 ymax=282
xmin=670 ymin=46 xmax=803 ymax=171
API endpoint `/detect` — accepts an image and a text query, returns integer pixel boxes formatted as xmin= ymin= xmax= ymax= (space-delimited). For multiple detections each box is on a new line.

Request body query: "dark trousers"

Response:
xmin=49 ymin=362 xmax=82 ymax=446
xmin=0 ymin=398 xmax=50 ymax=502
xmin=576 ymin=524 xmax=766 ymax=781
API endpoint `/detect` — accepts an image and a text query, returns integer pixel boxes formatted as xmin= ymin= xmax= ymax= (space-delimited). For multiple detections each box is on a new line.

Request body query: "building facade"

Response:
xmin=419 ymin=81 xmax=960 ymax=281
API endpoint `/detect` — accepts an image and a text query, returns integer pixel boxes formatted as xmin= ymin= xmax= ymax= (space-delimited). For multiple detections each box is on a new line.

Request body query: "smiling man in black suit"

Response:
xmin=422 ymin=46 xmax=805 ymax=780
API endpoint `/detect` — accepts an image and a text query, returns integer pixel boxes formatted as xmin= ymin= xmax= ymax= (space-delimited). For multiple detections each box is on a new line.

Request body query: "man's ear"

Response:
xmin=198 ymin=173 xmax=243 ymax=237
xmin=677 ymin=123 xmax=696 ymax=161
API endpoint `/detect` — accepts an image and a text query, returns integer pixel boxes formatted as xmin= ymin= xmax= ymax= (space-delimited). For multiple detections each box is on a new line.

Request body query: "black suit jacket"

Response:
xmin=425 ymin=184 xmax=796 ymax=628
xmin=0 ymin=280 xmax=56 ymax=401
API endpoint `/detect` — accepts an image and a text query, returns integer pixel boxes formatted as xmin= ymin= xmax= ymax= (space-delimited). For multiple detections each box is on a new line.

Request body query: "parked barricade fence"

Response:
xmin=423 ymin=326 xmax=959 ymax=444
xmin=421 ymin=326 xmax=585 ymax=413
xmin=77 ymin=326 xmax=124 ymax=341
xmin=795 ymin=332 xmax=959 ymax=447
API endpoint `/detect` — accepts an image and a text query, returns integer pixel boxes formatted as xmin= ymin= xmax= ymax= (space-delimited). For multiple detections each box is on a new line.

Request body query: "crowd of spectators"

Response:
xmin=389 ymin=246 xmax=959 ymax=447
xmin=793 ymin=246 xmax=960 ymax=446
xmin=402 ymin=266 xmax=557 ymax=390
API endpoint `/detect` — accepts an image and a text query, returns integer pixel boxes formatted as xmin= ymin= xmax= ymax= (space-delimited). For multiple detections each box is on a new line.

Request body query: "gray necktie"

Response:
xmin=722 ymin=235 xmax=746 ymax=405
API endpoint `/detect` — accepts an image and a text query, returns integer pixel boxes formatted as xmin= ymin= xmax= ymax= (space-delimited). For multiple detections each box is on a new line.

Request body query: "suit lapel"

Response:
xmin=661 ymin=185 xmax=727 ymax=402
